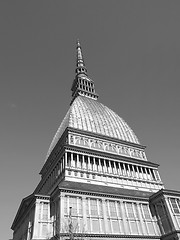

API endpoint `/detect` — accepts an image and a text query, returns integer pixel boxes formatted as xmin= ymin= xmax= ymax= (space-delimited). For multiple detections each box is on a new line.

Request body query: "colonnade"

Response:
xmin=39 ymin=150 xmax=162 ymax=194
xmin=65 ymin=151 xmax=161 ymax=183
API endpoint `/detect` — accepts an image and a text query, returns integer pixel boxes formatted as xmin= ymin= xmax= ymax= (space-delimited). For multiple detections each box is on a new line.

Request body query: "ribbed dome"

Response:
xmin=47 ymin=96 xmax=140 ymax=158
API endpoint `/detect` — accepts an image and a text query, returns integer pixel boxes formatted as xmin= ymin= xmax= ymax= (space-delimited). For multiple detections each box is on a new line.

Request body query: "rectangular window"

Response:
xmin=100 ymin=219 xmax=105 ymax=233
xmin=86 ymin=218 xmax=90 ymax=232
xmin=64 ymin=196 xmax=82 ymax=217
xmin=79 ymin=218 xmax=84 ymax=232
xmin=86 ymin=198 xmax=105 ymax=233
xmin=42 ymin=223 xmax=48 ymax=237
xmin=142 ymin=204 xmax=151 ymax=219
xmin=90 ymin=199 xmax=98 ymax=216
xmin=92 ymin=219 xmax=100 ymax=233
xmin=112 ymin=220 xmax=119 ymax=233
xmin=170 ymin=198 xmax=180 ymax=214
xmin=109 ymin=201 xmax=117 ymax=217
xmin=126 ymin=202 xmax=135 ymax=218
xmin=130 ymin=221 xmax=138 ymax=234
xmin=147 ymin=222 xmax=155 ymax=234
xmin=69 ymin=197 xmax=77 ymax=215
xmin=72 ymin=217 xmax=78 ymax=230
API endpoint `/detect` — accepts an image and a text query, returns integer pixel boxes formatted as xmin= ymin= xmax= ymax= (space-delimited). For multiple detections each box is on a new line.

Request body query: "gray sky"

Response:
xmin=1 ymin=1 xmax=180 ymax=239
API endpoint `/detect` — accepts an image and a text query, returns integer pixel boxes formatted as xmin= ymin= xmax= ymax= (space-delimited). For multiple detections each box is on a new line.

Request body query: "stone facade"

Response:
xmin=11 ymin=41 xmax=180 ymax=240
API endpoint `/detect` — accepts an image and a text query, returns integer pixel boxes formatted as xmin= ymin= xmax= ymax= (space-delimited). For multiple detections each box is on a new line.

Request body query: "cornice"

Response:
xmin=58 ymin=233 xmax=160 ymax=239
xmin=150 ymin=188 xmax=180 ymax=202
xmin=59 ymin=187 xmax=151 ymax=201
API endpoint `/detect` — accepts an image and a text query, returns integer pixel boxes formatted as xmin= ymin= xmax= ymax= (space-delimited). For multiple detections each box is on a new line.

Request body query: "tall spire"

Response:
xmin=71 ymin=40 xmax=98 ymax=104
xmin=75 ymin=39 xmax=88 ymax=76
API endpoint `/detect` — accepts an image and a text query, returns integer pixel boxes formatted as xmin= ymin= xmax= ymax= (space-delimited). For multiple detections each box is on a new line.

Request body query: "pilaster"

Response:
xmin=32 ymin=199 xmax=40 ymax=239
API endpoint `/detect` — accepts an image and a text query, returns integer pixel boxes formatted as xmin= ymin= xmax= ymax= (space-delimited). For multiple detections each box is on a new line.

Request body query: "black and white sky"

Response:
xmin=1 ymin=1 xmax=180 ymax=239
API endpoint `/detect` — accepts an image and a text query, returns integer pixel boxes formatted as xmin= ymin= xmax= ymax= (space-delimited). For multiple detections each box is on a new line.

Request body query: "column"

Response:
xmin=108 ymin=160 xmax=113 ymax=174
xmin=102 ymin=199 xmax=109 ymax=233
xmin=82 ymin=196 xmax=88 ymax=232
xmin=104 ymin=159 xmax=108 ymax=173
xmin=47 ymin=201 xmax=52 ymax=238
xmin=144 ymin=168 xmax=149 ymax=180
xmin=122 ymin=163 xmax=127 ymax=176
xmin=60 ymin=157 xmax=62 ymax=172
xmin=61 ymin=156 xmax=64 ymax=172
xmin=65 ymin=152 xmax=68 ymax=168
xmin=77 ymin=154 xmax=80 ymax=169
xmin=148 ymin=168 xmax=153 ymax=181
xmin=139 ymin=166 xmax=143 ymax=179
xmin=98 ymin=158 xmax=102 ymax=172
xmin=88 ymin=156 xmax=91 ymax=171
xmin=146 ymin=168 xmax=151 ymax=181
xmin=118 ymin=162 xmax=122 ymax=175
xmin=59 ymin=195 xmax=64 ymax=232
xmin=131 ymin=165 xmax=135 ymax=178
xmin=27 ymin=221 xmax=31 ymax=240
xmin=93 ymin=157 xmax=96 ymax=171
xmin=155 ymin=170 xmax=161 ymax=181
xmin=82 ymin=155 xmax=86 ymax=169
xmin=127 ymin=164 xmax=131 ymax=177
xmin=151 ymin=169 xmax=156 ymax=181
xmin=158 ymin=171 xmax=161 ymax=181
xmin=71 ymin=153 xmax=74 ymax=168
xmin=113 ymin=161 xmax=117 ymax=175
xmin=32 ymin=199 xmax=41 ymax=239
xmin=134 ymin=165 xmax=139 ymax=179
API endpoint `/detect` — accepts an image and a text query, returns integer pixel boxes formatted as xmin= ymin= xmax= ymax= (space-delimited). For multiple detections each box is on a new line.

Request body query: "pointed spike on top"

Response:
xmin=76 ymin=39 xmax=81 ymax=48
xmin=71 ymin=40 xmax=99 ymax=104
xmin=75 ymin=39 xmax=87 ymax=76
xmin=76 ymin=39 xmax=84 ymax=64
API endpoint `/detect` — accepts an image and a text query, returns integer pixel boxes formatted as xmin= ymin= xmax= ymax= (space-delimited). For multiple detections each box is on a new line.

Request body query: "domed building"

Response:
xmin=11 ymin=41 xmax=180 ymax=240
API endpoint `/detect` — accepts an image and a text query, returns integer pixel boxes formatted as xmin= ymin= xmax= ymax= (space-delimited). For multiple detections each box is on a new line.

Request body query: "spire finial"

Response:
xmin=71 ymin=40 xmax=99 ymax=104
xmin=76 ymin=39 xmax=87 ymax=76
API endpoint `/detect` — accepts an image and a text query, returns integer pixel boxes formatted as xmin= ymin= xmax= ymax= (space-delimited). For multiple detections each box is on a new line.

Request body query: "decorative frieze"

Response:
xmin=68 ymin=133 xmax=147 ymax=161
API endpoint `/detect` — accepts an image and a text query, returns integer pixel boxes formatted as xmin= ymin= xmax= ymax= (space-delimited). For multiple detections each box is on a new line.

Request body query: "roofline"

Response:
xmin=150 ymin=188 xmax=180 ymax=202
xmin=11 ymin=193 xmax=50 ymax=230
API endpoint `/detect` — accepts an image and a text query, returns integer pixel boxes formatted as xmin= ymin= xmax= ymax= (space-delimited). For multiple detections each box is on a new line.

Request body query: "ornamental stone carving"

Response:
xmin=68 ymin=133 xmax=147 ymax=161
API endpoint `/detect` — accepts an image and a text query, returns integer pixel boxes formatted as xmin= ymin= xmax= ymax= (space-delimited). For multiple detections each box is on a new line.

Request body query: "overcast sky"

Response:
xmin=1 ymin=1 xmax=180 ymax=239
